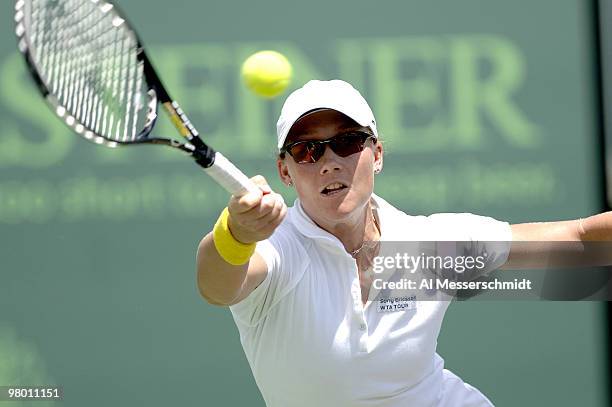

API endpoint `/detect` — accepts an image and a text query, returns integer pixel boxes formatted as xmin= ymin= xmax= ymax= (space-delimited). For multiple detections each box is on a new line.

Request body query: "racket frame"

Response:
xmin=15 ymin=0 xmax=216 ymax=168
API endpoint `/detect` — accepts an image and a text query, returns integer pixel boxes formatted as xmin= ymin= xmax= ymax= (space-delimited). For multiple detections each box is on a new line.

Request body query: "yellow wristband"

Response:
xmin=212 ymin=207 xmax=256 ymax=266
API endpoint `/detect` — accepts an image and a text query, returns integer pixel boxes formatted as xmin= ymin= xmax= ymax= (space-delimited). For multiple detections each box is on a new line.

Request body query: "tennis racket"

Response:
xmin=14 ymin=0 xmax=258 ymax=196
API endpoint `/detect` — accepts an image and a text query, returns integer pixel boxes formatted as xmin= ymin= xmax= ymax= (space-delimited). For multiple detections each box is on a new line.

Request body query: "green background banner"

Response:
xmin=0 ymin=0 xmax=608 ymax=405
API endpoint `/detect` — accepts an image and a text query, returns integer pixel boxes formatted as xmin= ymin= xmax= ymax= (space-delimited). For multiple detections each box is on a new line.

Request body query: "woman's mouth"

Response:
xmin=321 ymin=182 xmax=348 ymax=196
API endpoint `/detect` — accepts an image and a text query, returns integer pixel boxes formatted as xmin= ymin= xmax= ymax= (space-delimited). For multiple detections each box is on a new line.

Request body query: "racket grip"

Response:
xmin=204 ymin=152 xmax=260 ymax=196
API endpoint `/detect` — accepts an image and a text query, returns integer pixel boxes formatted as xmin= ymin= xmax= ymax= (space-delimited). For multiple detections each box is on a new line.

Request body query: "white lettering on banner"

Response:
xmin=0 ymin=35 xmax=538 ymax=168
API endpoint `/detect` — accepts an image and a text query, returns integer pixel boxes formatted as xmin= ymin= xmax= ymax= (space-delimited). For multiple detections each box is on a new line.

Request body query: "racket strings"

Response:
xmin=26 ymin=0 xmax=146 ymax=143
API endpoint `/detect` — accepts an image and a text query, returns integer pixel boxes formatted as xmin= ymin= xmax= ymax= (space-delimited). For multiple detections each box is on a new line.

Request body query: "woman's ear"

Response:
xmin=373 ymin=140 xmax=384 ymax=174
xmin=277 ymin=157 xmax=293 ymax=186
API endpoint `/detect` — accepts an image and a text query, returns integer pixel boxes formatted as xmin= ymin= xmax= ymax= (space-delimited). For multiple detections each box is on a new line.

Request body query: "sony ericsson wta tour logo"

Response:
xmin=0 ymin=35 xmax=538 ymax=168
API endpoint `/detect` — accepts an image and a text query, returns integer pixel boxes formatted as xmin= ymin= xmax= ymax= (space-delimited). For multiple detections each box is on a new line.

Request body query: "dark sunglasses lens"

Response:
xmin=330 ymin=135 xmax=369 ymax=157
xmin=286 ymin=134 xmax=372 ymax=163
xmin=290 ymin=142 xmax=324 ymax=163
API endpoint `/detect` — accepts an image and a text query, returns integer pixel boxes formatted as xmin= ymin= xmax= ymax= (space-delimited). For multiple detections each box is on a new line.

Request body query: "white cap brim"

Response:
xmin=276 ymin=80 xmax=378 ymax=150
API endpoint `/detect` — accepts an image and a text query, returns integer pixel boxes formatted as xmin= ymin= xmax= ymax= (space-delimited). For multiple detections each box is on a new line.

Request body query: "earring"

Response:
xmin=374 ymin=168 xmax=381 ymax=174
xmin=287 ymin=181 xmax=293 ymax=187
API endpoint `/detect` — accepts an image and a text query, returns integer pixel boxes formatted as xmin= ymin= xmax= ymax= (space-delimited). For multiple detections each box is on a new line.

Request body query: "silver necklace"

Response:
xmin=349 ymin=209 xmax=380 ymax=258
xmin=349 ymin=242 xmax=369 ymax=258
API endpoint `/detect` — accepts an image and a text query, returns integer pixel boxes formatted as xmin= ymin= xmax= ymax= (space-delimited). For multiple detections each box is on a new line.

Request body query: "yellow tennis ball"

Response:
xmin=241 ymin=50 xmax=292 ymax=98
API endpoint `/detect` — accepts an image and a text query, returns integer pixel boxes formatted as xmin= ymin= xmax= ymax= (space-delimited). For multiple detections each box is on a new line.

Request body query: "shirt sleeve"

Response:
xmin=426 ymin=213 xmax=512 ymax=279
xmin=229 ymin=227 xmax=308 ymax=327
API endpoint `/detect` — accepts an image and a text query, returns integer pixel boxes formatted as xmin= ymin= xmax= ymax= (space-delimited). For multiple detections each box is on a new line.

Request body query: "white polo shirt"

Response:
xmin=230 ymin=194 xmax=511 ymax=407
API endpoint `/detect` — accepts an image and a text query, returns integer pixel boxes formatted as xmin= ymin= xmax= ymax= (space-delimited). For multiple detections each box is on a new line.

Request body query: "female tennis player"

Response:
xmin=196 ymin=80 xmax=612 ymax=406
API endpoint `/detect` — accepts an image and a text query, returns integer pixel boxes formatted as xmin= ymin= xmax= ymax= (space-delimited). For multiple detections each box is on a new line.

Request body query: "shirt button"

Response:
xmin=359 ymin=323 xmax=367 ymax=331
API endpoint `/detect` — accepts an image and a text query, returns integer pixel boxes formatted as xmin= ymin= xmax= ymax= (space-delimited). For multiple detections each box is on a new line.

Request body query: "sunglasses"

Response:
xmin=280 ymin=131 xmax=376 ymax=164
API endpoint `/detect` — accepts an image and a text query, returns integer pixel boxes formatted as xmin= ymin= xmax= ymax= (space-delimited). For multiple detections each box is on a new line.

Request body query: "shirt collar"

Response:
xmin=287 ymin=194 xmax=392 ymax=252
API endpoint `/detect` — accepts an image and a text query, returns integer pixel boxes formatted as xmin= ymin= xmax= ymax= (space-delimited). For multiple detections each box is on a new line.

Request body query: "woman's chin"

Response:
xmin=302 ymin=188 xmax=369 ymax=222
xmin=318 ymin=195 xmax=363 ymax=220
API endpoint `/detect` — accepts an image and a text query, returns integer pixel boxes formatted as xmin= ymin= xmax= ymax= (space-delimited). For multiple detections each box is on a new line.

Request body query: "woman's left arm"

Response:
xmin=503 ymin=211 xmax=612 ymax=269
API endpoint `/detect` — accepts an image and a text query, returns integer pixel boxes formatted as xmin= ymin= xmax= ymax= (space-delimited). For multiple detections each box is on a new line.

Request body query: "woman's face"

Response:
xmin=277 ymin=109 xmax=383 ymax=228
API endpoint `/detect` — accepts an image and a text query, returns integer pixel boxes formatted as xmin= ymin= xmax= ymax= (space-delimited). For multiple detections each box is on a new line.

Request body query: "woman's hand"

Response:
xmin=227 ymin=175 xmax=287 ymax=244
